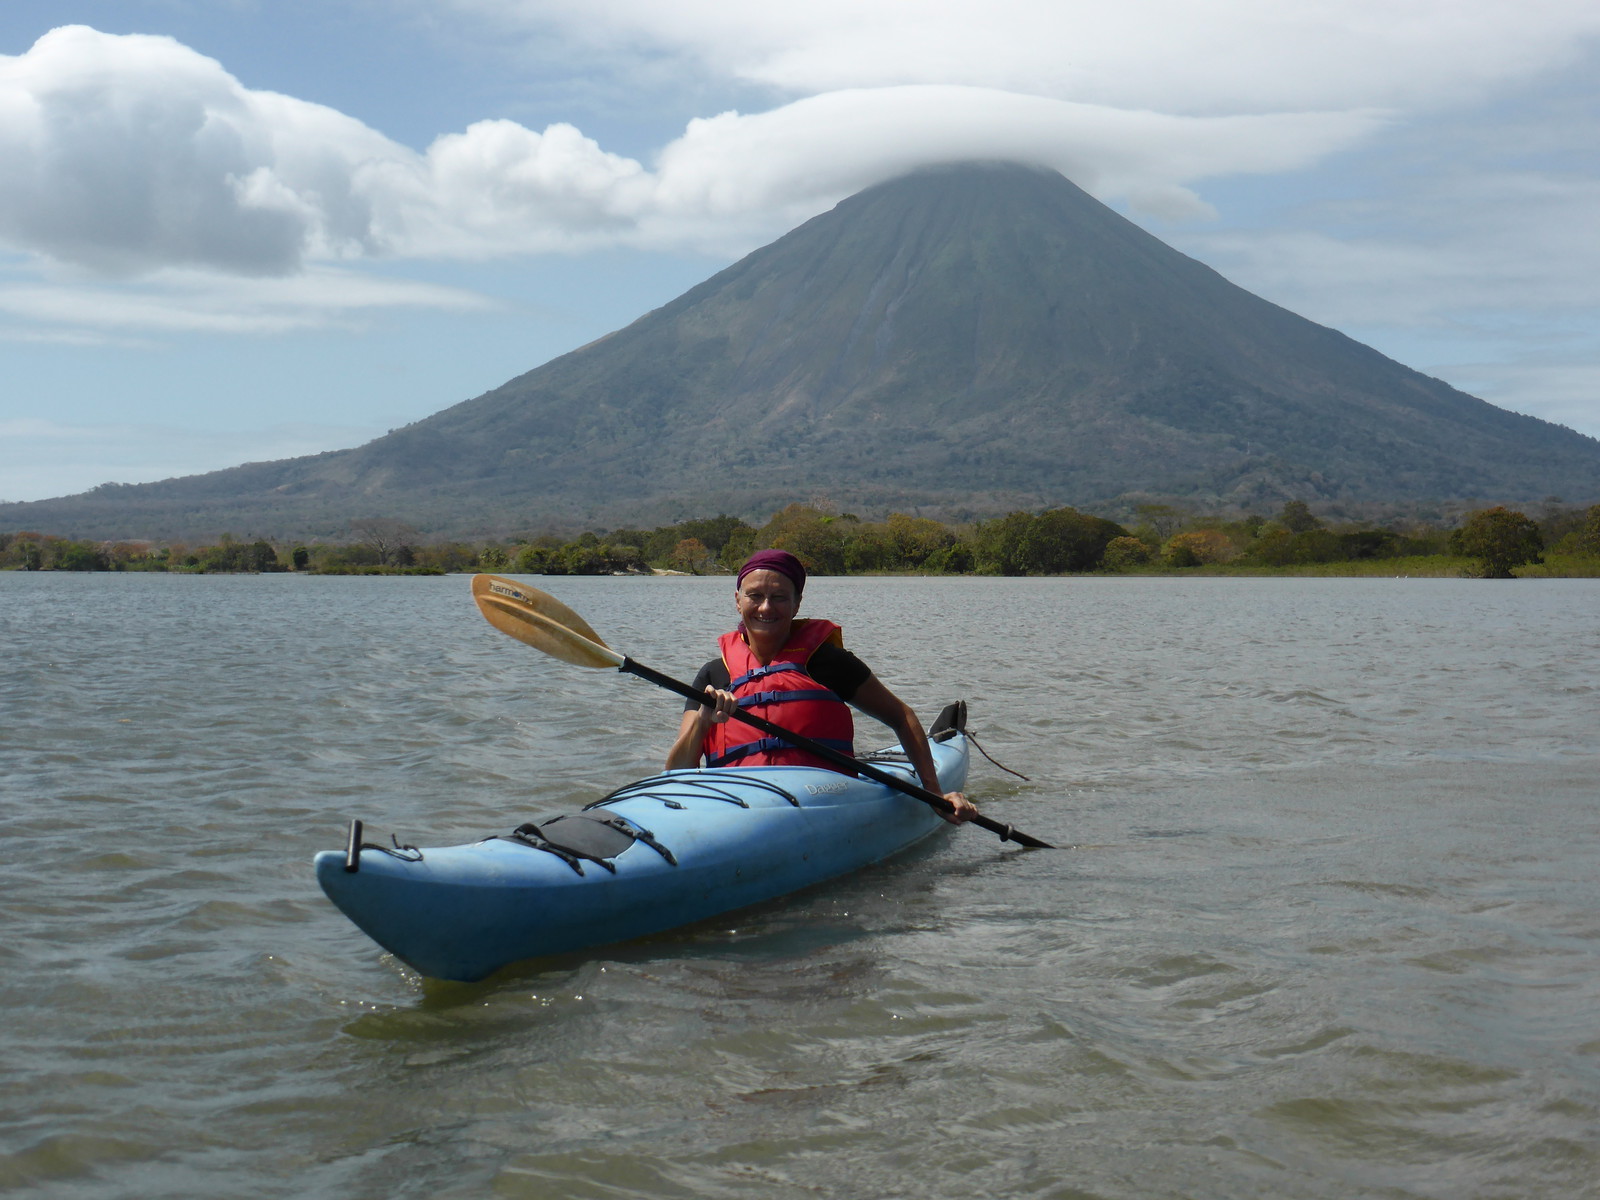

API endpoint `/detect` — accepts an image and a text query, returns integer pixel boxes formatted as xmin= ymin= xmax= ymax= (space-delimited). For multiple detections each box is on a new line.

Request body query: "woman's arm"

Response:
xmin=847 ymin=675 xmax=978 ymax=823
xmin=664 ymin=688 xmax=736 ymax=769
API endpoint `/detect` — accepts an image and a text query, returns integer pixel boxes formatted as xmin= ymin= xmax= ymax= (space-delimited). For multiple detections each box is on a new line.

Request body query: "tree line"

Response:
xmin=5 ymin=501 xmax=1599 ymax=579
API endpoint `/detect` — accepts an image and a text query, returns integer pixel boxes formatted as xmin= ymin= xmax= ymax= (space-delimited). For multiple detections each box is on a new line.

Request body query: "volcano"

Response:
xmin=7 ymin=161 xmax=1597 ymax=539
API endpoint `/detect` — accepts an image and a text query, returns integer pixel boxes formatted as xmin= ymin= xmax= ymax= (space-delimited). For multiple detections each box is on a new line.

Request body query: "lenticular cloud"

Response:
xmin=0 ymin=25 xmax=1381 ymax=277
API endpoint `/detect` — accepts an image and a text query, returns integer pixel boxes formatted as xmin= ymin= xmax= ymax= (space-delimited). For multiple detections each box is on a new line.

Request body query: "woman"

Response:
xmin=665 ymin=549 xmax=977 ymax=824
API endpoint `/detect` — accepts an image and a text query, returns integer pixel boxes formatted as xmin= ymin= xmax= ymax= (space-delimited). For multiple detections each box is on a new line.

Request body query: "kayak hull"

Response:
xmin=314 ymin=733 xmax=967 ymax=981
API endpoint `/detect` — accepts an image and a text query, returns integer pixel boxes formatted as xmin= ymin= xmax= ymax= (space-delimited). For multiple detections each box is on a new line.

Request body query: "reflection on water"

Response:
xmin=2 ymin=572 xmax=1598 ymax=1198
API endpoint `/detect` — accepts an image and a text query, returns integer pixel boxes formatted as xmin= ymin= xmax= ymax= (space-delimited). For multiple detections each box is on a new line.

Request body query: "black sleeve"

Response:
xmin=807 ymin=643 xmax=872 ymax=702
xmin=682 ymin=659 xmax=731 ymax=711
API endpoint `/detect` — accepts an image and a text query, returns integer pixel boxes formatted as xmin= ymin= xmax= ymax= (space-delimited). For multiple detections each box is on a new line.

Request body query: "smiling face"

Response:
xmin=734 ymin=568 xmax=800 ymax=657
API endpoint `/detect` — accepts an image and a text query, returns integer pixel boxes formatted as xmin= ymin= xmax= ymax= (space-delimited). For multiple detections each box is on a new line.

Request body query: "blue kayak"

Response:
xmin=314 ymin=704 xmax=969 ymax=981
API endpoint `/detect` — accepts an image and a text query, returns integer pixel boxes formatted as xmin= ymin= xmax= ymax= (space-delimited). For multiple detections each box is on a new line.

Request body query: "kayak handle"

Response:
xmin=343 ymin=818 xmax=363 ymax=873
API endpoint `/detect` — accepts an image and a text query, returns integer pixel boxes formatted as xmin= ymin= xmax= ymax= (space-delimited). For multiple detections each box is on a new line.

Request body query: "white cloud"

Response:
xmin=0 ymin=8 xmax=1597 ymax=445
xmin=455 ymin=0 xmax=1600 ymax=112
xmin=2 ymin=13 xmax=1595 ymax=290
xmin=0 ymin=417 xmax=382 ymax=503
xmin=0 ymin=24 xmax=1387 ymax=284
xmin=0 ymin=265 xmax=493 ymax=337
xmin=644 ymin=88 xmax=1381 ymax=236
xmin=371 ymin=119 xmax=657 ymax=256
xmin=0 ymin=26 xmax=395 ymax=276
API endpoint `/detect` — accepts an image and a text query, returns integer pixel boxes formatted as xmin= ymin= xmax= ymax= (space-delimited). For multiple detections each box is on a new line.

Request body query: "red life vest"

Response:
xmin=702 ymin=619 xmax=856 ymax=774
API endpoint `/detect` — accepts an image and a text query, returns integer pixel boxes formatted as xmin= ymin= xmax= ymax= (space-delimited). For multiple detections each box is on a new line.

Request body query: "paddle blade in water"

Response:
xmin=472 ymin=575 xmax=624 ymax=670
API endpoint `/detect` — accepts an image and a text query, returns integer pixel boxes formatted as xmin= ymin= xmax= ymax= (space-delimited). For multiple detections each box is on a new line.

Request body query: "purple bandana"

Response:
xmin=736 ymin=549 xmax=806 ymax=598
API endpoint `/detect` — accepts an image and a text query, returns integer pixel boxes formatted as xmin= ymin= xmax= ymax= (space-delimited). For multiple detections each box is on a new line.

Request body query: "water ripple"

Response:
xmin=2 ymin=573 xmax=1599 ymax=1198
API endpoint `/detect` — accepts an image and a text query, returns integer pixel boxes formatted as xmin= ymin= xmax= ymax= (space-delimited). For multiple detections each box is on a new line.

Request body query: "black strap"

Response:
xmin=504 ymin=811 xmax=680 ymax=874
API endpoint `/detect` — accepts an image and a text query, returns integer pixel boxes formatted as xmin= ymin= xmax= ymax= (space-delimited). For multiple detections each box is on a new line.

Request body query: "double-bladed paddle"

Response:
xmin=471 ymin=574 xmax=1051 ymax=849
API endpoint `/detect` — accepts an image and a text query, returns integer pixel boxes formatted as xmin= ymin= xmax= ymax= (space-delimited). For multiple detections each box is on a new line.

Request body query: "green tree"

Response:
xmin=882 ymin=513 xmax=956 ymax=569
xmin=245 ymin=540 xmax=280 ymax=572
xmin=196 ymin=535 xmax=244 ymax=572
xmin=971 ymin=509 xmax=1125 ymax=574
xmin=1019 ymin=508 xmax=1127 ymax=573
xmin=841 ymin=524 xmax=892 ymax=572
xmin=418 ymin=542 xmax=479 ymax=573
xmin=718 ymin=524 xmax=758 ymax=570
xmin=1279 ymin=500 xmax=1322 ymax=533
xmin=1245 ymin=528 xmax=1342 ymax=566
xmin=557 ymin=544 xmax=604 ymax=574
xmin=671 ymin=515 xmax=753 ymax=558
xmin=1449 ymin=507 xmax=1544 ymax=578
xmin=1164 ymin=538 xmax=1200 ymax=568
xmin=514 ymin=544 xmax=549 ymax=573
xmin=757 ymin=504 xmax=848 ymax=574
xmin=1578 ymin=505 xmax=1600 ymax=556
xmin=1336 ymin=530 xmax=1397 ymax=560
xmin=972 ymin=511 xmax=1034 ymax=575
xmin=923 ymin=542 xmax=974 ymax=573
xmin=1102 ymin=536 xmax=1153 ymax=571
xmin=1163 ymin=529 xmax=1233 ymax=567
xmin=56 ymin=540 xmax=110 ymax=571
xmin=559 ymin=542 xmax=640 ymax=575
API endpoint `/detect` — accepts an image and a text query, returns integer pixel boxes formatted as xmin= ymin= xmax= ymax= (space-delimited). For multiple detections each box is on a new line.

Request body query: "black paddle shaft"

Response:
xmin=620 ymin=658 xmax=1053 ymax=849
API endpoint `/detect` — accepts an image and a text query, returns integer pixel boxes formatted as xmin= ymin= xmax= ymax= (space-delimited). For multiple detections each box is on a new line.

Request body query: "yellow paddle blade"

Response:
xmin=472 ymin=574 xmax=607 ymax=642
xmin=471 ymin=574 xmax=624 ymax=670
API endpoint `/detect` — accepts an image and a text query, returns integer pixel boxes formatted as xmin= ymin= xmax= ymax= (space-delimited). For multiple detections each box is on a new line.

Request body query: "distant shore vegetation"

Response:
xmin=5 ymin=501 xmax=1599 ymax=580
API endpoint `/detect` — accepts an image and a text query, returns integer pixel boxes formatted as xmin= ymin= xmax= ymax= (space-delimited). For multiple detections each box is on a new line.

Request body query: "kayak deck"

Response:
xmin=315 ymin=712 xmax=969 ymax=981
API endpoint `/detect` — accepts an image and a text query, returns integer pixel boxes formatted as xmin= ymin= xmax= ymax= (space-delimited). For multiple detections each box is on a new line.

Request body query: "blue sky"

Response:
xmin=2 ymin=1 xmax=1598 ymax=503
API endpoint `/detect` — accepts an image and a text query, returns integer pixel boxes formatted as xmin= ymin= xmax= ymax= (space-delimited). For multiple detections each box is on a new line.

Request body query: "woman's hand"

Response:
xmin=702 ymin=687 xmax=738 ymax=723
xmin=666 ymin=689 xmax=739 ymax=769
xmin=937 ymin=790 xmax=979 ymax=824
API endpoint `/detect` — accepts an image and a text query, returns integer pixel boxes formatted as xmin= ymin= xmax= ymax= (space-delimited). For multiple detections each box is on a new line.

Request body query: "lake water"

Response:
xmin=3 ymin=572 xmax=1598 ymax=1199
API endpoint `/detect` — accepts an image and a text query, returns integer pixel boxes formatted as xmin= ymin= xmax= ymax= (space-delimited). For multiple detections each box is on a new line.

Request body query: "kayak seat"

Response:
xmin=504 ymin=812 xmax=677 ymax=876
xmin=928 ymin=700 xmax=967 ymax=743
xmin=857 ymin=701 xmax=965 ymax=763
